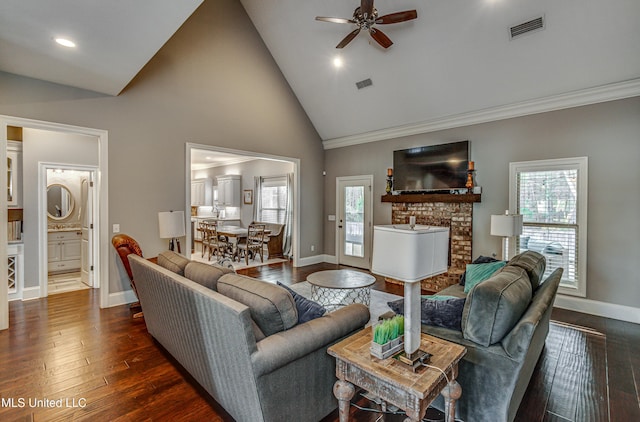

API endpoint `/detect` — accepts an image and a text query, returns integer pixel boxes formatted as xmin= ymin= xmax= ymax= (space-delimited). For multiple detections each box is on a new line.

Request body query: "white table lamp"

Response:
xmin=158 ymin=211 xmax=186 ymax=253
xmin=490 ymin=211 xmax=523 ymax=260
xmin=371 ymin=224 xmax=449 ymax=369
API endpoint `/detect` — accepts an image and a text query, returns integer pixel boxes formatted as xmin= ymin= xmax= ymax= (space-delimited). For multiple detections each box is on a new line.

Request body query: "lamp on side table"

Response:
xmin=490 ymin=211 xmax=523 ymax=260
xmin=371 ymin=224 xmax=449 ymax=370
xmin=158 ymin=210 xmax=186 ymax=253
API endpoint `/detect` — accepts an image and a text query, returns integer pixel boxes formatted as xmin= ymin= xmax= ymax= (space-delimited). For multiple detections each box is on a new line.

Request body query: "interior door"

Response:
xmin=80 ymin=174 xmax=94 ymax=286
xmin=337 ymin=176 xmax=373 ymax=269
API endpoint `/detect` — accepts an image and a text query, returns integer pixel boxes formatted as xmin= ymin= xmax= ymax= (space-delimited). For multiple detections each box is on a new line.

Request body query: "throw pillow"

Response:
xmin=387 ymin=296 xmax=466 ymax=331
xmin=459 ymin=256 xmax=499 ymax=286
xmin=277 ymin=282 xmax=326 ymax=324
xmin=463 ymin=260 xmax=507 ymax=293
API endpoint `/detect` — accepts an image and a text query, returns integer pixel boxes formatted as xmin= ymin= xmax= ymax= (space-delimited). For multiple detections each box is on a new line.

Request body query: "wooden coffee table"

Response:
xmin=307 ymin=270 xmax=375 ymax=311
xmin=328 ymin=327 xmax=466 ymax=422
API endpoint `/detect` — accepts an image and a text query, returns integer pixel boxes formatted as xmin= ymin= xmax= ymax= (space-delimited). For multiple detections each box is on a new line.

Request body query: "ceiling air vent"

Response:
xmin=510 ymin=16 xmax=545 ymax=40
xmin=356 ymin=78 xmax=373 ymax=90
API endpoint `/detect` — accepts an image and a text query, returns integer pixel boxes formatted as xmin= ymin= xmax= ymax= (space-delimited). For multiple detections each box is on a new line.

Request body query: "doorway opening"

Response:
xmin=44 ymin=167 xmax=97 ymax=295
xmin=186 ymin=143 xmax=300 ymax=268
xmin=336 ymin=175 xmax=373 ymax=270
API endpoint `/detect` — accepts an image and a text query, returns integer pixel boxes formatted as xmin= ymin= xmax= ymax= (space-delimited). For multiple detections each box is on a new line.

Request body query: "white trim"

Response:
xmin=295 ymin=254 xmax=334 ymax=267
xmin=107 ymin=289 xmax=138 ymax=308
xmin=21 ymin=286 xmax=42 ymax=301
xmin=0 ymin=115 xmax=109 ymax=312
xmin=335 ymin=175 xmax=374 ymax=270
xmin=185 ymin=143 xmax=300 ymax=267
xmin=509 ymin=157 xmax=588 ymax=298
xmin=554 ymin=295 xmax=640 ymax=325
xmin=38 ymin=163 xmax=99 ymax=298
xmin=323 ymin=78 xmax=640 ymax=149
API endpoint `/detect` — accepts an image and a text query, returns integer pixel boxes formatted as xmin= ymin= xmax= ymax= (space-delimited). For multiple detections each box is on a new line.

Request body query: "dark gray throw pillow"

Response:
xmin=459 ymin=255 xmax=499 ymax=286
xmin=387 ymin=296 xmax=466 ymax=331
xmin=277 ymin=282 xmax=326 ymax=324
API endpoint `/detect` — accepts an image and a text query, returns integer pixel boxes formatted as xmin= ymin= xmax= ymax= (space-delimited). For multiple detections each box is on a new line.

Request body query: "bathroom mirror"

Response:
xmin=47 ymin=184 xmax=75 ymax=220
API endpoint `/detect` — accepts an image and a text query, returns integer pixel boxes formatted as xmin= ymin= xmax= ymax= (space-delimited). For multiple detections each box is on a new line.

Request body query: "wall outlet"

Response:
xmin=328 ymin=215 xmax=336 ymax=221
xmin=311 ymin=245 xmax=315 ymax=252
xmin=113 ymin=224 xmax=120 ymax=233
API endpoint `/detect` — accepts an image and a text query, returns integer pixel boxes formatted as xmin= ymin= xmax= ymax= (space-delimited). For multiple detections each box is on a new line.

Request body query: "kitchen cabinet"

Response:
xmin=191 ymin=178 xmax=212 ymax=206
xmin=216 ymin=175 xmax=241 ymax=207
xmin=48 ymin=230 xmax=82 ymax=273
xmin=7 ymin=141 xmax=22 ymax=208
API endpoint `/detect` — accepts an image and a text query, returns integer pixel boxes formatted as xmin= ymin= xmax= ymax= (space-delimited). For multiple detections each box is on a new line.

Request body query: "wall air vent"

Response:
xmin=355 ymin=78 xmax=373 ymax=90
xmin=510 ymin=16 xmax=545 ymax=40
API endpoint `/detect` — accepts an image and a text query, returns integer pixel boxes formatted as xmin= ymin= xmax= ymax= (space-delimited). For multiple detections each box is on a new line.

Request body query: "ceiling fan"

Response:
xmin=315 ymin=0 xmax=417 ymax=49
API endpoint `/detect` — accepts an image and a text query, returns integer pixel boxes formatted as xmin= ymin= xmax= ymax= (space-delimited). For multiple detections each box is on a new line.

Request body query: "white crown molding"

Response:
xmin=323 ymin=78 xmax=640 ymax=150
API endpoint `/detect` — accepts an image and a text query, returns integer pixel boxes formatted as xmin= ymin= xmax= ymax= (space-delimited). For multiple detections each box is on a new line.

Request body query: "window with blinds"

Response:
xmin=509 ymin=157 xmax=588 ymax=297
xmin=258 ymin=176 xmax=287 ymax=224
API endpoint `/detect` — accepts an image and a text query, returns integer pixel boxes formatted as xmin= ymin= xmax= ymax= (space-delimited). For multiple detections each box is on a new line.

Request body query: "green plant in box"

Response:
xmin=373 ymin=315 xmax=404 ymax=345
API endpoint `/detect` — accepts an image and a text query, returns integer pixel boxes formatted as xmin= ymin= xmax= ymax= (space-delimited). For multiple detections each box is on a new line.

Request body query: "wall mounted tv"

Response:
xmin=393 ymin=140 xmax=469 ymax=193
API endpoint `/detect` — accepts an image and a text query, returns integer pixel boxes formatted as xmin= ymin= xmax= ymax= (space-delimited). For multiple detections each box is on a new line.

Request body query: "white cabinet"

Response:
xmin=48 ymin=231 xmax=82 ymax=273
xmin=191 ymin=178 xmax=212 ymax=206
xmin=7 ymin=141 xmax=22 ymax=208
xmin=216 ymin=175 xmax=241 ymax=207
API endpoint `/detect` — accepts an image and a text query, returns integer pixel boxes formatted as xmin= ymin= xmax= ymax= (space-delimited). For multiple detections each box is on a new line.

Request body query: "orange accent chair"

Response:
xmin=111 ymin=234 xmax=144 ymax=318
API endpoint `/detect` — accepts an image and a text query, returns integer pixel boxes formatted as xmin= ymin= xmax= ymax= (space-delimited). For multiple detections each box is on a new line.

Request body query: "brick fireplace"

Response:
xmin=382 ymin=193 xmax=481 ymax=292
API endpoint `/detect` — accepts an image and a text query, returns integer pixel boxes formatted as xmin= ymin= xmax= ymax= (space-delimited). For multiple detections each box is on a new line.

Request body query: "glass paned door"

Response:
xmin=337 ymin=176 xmax=372 ymax=269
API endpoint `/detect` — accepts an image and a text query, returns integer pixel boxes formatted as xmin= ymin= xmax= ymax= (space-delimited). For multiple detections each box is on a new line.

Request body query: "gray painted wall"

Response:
xmin=0 ymin=0 xmax=324 ymax=295
xmin=324 ymin=97 xmax=640 ymax=308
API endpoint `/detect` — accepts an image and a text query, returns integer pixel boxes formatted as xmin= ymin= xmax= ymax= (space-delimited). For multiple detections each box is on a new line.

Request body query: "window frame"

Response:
xmin=257 ymin=176 xmax=287 ymax=224
xmin=509 ymin=157 xmax=588 ymax=297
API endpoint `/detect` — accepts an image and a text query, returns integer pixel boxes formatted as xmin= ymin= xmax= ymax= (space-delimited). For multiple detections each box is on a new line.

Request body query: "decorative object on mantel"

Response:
xmin=386 ymin=168 xmax=393 ymax=194
xmin=372 ymin=224 xmax=449 ymax=370
xmin=466 ymin=161 xmax=475 ymax=193
xmin=490 ymin=210 xmax=523 ymax=260
xmin=158 ymin=210 xmax=186 ymax=253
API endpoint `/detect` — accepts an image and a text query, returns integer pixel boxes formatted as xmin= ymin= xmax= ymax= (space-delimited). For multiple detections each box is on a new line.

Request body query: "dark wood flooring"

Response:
xmin=1 ymin=262 xmax=638 ymax=421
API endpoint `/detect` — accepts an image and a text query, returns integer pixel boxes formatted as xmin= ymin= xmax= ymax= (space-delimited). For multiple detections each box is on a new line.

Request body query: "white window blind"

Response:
xmin=510 ymin=157 xmax=588 ymax=297
xmin=259 ymin=176 xmax=287 ymax=224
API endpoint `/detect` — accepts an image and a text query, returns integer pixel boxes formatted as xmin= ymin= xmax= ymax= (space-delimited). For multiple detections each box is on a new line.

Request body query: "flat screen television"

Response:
xmin=393 ymin=140 xmax=469 ymax=193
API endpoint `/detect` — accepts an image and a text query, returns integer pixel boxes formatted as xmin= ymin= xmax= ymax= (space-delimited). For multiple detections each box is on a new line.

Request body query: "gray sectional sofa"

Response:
xmin=128 ymin=252 xmax=370 ymax=422
xmin=421 ymin=251 xmax=563 ymax=422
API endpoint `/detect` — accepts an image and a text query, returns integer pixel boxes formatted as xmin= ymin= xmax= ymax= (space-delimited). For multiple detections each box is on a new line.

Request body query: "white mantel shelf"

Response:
xmin=381 ymin=193 xmax=481 ymax=204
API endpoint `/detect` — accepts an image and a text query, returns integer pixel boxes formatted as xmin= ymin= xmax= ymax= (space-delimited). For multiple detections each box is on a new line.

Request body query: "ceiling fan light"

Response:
xmin=333 ymin=56 xmax=344 ymax=68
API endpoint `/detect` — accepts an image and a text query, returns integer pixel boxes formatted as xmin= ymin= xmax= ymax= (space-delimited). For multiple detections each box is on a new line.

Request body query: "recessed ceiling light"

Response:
xmin=55 ymin=38 xmax=76 ymax=48
xmin=333 ymin=56 xmax=343 ymax=68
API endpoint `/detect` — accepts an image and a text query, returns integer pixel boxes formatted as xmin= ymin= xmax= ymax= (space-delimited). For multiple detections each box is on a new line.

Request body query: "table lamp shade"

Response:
xmin=490 ymin=214 xmax=523 ymax=237
xmin=371 ymin=224 xmax=450 ymax=358
xmin=158 ymin=211 xmax=186 ymax=239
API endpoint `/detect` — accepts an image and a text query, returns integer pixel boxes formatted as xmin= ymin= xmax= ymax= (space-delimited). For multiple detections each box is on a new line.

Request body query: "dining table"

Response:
xmin=216 ymin=225 xmax=271 ymax=261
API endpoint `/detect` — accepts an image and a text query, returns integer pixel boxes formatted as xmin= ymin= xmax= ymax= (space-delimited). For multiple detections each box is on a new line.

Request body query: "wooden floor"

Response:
xmin=1 ymin=262 xmax=638 ymax=421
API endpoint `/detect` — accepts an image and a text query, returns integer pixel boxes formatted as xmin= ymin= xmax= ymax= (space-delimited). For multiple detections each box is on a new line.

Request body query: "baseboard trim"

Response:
xmin=21 ymin=286 xmax=41 ymax=301
xmin=295 ymin=254 xmax=331 ymax=267
xmin=107 ymin=289 xmax=138 ymax=308
xmin=554 ymin=295 xmax=640 ymax=324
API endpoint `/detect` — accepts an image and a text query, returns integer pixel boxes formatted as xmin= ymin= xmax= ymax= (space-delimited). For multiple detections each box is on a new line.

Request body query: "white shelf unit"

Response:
xmin=8 ymin=243 xmax=23 ymax=301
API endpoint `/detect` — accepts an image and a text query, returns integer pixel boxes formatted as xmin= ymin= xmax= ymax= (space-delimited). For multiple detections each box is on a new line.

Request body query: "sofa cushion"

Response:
xmin=506 ymin=250 xmax=546 ymax=290
xmin=184 ymin=261 xmax=235 ymax=291
xmin=388 ymin=296 xmax=466 ymax=331
xmin=277 ymin=282 xmax=326 ymax=324
xmin=461 ymin=266 xmax=532 ymax=346
xmin=157 ymin=250 xmax=190 ymax=275
xmin=463 ymin=261 xmax=507 ymax=293
xmin=218 ymin=274 xmax=298 ymax=336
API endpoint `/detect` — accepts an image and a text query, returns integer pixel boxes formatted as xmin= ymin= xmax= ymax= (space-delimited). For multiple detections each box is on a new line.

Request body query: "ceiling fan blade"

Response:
xmin=375 ymin=10 xmax=418 ymax=24
xmin=336 ymin=28 xmax=361 ymax=49
xmin=315 ymin=16 xmax=356 ymax=24
xmin=369 ymin=27 xmax=393 ymax=48
xmin=361 ymin=0 xmax=374 ymax=18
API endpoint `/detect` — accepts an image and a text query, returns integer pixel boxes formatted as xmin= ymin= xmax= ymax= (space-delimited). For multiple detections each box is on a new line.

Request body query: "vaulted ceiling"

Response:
xmin=2 ymin=0 xmax=639 ymax=147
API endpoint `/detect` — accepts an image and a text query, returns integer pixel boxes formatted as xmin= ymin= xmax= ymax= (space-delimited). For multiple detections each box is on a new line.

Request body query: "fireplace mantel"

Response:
xmin=381 ymin=193 xmax=481 ymax=203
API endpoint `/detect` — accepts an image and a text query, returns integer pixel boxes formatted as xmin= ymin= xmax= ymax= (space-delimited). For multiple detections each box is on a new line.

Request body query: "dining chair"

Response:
xmin=205 ymin=221 xmax=231 ymax=261
xmin=237 ymin=223 xmax=266 ymax=265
